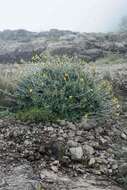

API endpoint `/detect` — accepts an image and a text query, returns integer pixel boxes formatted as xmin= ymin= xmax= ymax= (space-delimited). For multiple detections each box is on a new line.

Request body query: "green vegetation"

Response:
xmin=13 ymin=56 xmax=117 ymax=122
xmin=16 ymin=107 xmax=56 ymax=122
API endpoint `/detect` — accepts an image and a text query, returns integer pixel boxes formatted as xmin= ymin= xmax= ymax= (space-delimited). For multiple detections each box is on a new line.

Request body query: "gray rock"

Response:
xmin=79 ymin=119 xmax=97 ymax=130
xmin=89 ymin=158 xmax=96 ymax=167
xmin=121 ymin=132 xmax=127 ymax=140
xmin=69 ymin=147 xmax=83 ymax=161
xmin=67 ymin=140 xmax=78 ymax=147
xmin=67 ymin=122 xmax=76 ymax=130
xmin=83 ymin=144 xmax=95 ymax=155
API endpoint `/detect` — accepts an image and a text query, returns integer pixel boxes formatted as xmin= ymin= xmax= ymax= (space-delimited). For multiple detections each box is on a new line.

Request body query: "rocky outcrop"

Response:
xmin=0 ymin=29 xmax=127 ymax=63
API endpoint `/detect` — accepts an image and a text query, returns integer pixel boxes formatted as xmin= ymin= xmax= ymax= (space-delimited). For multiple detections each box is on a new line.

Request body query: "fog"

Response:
xmin=0 ymin=0 xmax=127 ymax=32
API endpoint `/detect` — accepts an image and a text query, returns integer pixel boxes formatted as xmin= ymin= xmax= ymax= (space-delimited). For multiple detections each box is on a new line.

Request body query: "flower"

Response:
xmin=112 ymin=97 xmax=118 ymax=104
xmin=69 ymin=96 xmax=73 ymax=99
xmin=84 ymin=114 xmax=88 ymax=119
xmin=91 ymin=64 xmax=96 ymax=75
xmin=116 ymin=104 xmax=120 ymax=109
xmin=29 ymin=89 xmax=33 ymax=93
xmin=64 ymin=73 xmax=69 ymax=81
xmin=116 ymin=113 xmax=120 ymax=116
xmin=80 ymin=78 xmax=84 ymax=82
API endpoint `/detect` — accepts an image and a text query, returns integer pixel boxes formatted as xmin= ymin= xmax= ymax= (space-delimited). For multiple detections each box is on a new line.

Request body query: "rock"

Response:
xmin=88 ymin=158 xmax=96 ymax=167
xmin=51 ymin=160 xmax=59 ymax=165
xmin=51 ymin=165 xmax=58 ymax=173
xmin=108 ymin=169 xmax=113 ymax=174
xmin=24 ymin=140 xmax=32 ymax=146
xmin=50 ymin=141 xmax=66 ymax=160
xmin=58 ymin=120 xmax=66 ymax=126
xmin=121 ymin=132 xmax=127 ymax=140
xmin=69 ymin=147 xmax=83 ymax=161
xmin=99 ymin=137 xmax=108 ymax=145
xmin=67 ymin=140 xmax=78 ymax=147
xmin=1 ymin=30 xmax=127 ymax=64
xmin=119 ymin=163 xmax=127 ymax=176
xmin=50 ymin=161 xmax=59 ymax=172
xmin=61 ymin=156 xmax=71 ymax=165
xmin=38 ymin=145 xmax=45 ymax=154
xmin=83 ymin=144 xmax=95 ymax=155
xmin=68 ymin=131 xmax=75 ymax=138
xmin=47 ymin=126 xmax=54 ymax=131
xmin=67 ymin=122 xmax=76 ymax=130
xmin=112 ymin=164 xmax=118 ymax=170
xmin=79 ymin=119 xmax=97 ymax=130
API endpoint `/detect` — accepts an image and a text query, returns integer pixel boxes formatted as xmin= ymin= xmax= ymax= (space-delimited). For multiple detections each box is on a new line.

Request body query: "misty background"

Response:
xmin=0 ymin=0 xmax=127 ymax=32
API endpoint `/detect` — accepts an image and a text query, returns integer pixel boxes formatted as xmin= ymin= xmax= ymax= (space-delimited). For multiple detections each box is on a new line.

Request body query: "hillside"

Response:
xmin=0 ymin=29 xmax=127 ymax=63
xmin=0 ymin=30 xmax=127 ymax=190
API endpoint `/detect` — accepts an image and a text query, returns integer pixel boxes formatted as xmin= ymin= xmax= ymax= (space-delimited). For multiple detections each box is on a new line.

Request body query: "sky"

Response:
xmin=0 ymin=0 xmax=127 ymax=32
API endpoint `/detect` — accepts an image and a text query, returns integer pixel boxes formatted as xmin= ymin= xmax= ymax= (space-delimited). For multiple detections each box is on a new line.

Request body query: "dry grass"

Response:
xmin=0 ymin=64 xmax=22 ymax=90
xmin=0 ymin=60 xmax=127 ymax=91
xmin=0 ymin=64 xmax=26 ymax=107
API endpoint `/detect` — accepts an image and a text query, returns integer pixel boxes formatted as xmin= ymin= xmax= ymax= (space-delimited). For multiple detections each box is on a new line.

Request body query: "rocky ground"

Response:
xmin=1 ymin=29 xmax=127 ymax=63
xmin=0 ymin=112 xmax=126 ymax=190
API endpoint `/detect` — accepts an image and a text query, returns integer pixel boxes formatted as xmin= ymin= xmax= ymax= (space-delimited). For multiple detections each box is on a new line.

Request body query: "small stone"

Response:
xmin=112 ymin=164 xmax=118 ymax=170
xmin=88 ymin=158 xmax=96 ymax=167
xmin=99 ymin=165 xmax=108 ymax=174
xmin=121 ymin=132 xmax=127 ymax=140
xmin=59 ymin=129 xmax=64 ymax=134
xmin=83 ymin=144 xmax=95 ymax=155
xmin=67 ymin=140 xmax=78 ymax=147
xmin=99 ymin=137 xmax=107 ymax=145
xmin=51 ymin=165 xmax=58 ymax=173
xmin=47 ymin=127 xmax=54 ymax=131
xmin=80 ymin=118 xmax=97 ymax=130
xmin=108 ymin=169 xmax=113 ymax=174
xmin=95 ymin=127 xmax=104 ymax=134
xmin=39 ymin=145 xmax=45 ymax=153
xmin=67 ymin=122 xmax=76 ymax=130
xmin=93 ymin=170 xmax=101 ymax=175
xmin=107 ymin=148 xmax=113 ymax=153
xmin=69 ymin=147 xmax=83 ymax=161
xmin=58 ymin=120 xmax=66 ymax=126
xmin=24 ymin=140 xmax=31 ymax=146
xmin=76 ymin=131 xmax=83 ymax=136
xmin=52 ymin=160 xmax=59 ymax=165
xmin=62 ymin=156 xmax=70 ymax=164
xmin=68 ymin=131 xmax=75 ymax=138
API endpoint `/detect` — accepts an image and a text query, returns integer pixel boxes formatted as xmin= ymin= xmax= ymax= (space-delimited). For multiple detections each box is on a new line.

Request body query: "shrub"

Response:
xmin=16 ymin=107 xmax=56 ymax=122
xmin=14 ymin=57 xmax=117 ymax=122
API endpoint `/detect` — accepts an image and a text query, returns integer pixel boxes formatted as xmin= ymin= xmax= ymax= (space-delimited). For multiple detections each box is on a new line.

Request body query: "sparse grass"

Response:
xmin=94 ymin=54 xmax=127 ymax=65
xmin=0 ymin=64 xmax=22 ymax=90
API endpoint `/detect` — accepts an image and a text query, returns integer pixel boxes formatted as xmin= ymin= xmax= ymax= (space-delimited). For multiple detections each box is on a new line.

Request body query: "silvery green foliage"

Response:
xmin=15 ymin=56 xmax=115 ymax=121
